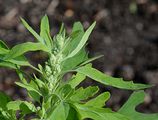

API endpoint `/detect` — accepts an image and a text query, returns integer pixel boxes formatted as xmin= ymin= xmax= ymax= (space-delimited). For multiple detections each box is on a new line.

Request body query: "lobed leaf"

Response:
xmin=85 ymin=92 xmax=110 ymax=108
xmin=7 ymin=100 xmax=36 ymax=114
xmin=119 ymin=91 xmax=158 ymax=120
xmin=76 ymin=65 xmax=152 ymax=90
xmin=68 ymin=73 xmax=86 ymax=88
xmin=70 ymin=86 xmax=99 ymax=102
xmin=74 ymin=103 xmax=130 ymax=120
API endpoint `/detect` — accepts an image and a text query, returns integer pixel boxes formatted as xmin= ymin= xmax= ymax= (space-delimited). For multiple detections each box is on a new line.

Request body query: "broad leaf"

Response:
xmin=72 ymin=22 xmax=84 ymax=32
xmin=76 ymin=65 xmax=152 ymax=90
xmin=119 ymin=91 xmax=158 ymax=120
xmin=66 ymin=106 xmax=80 ymax=120
xmin=47 ymin=102 xmax=69 ymax=120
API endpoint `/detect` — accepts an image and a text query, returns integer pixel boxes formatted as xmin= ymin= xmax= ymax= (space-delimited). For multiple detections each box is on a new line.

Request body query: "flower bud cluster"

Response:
xmin=45 ymin=34 xmax=65 ymax=90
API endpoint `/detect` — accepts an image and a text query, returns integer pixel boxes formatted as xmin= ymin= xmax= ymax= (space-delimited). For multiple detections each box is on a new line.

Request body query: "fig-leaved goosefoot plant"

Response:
xmin=0 ymin=15 xmax=158 ymax=120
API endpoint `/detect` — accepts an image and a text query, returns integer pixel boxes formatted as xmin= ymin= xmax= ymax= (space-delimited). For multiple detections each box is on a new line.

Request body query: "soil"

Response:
xmin=0 ymin=0 xmax=158 ymax=113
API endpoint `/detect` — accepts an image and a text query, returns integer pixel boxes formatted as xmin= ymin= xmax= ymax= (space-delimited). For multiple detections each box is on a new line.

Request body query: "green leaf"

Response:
xmin=66 ymin=105 xmax=80 ymax=120
xmin=0 ymin=61 xmax=17 ymax=69
xmin=85 ymin=92 xmax=110 ymax=108
xmin=20 ymin=18 xmax=44 ymax=44
xmin=62 ymin=22 xmax=84 ymax=56
xmin=72 ymin=22 xmax=84 ymax=32
xmin=15 ymin=82 xmax=42 ymax=96
xmin=74 ymin=103 xmax=130 ymax=120
xmin=47 ymin=102 xmax=69 ymax=120
xmin=7 ymin=100 xmax=36 ymax=114
xmin=33 ymin=74 xmax=45 ymax=88
xmin=15 ymin=80 xmax=42 ymax=102
xmin=61 ymin=48 xmax=88 ymax=72
xmin=0 ymin=48 xmax=9 ymax=55
xmin=40 ymin=15 xmax=52 ymax=49
xmin=70 ymin=86 xmax=99 ymax=102
xmin=0 ymin=111 xmax=11 ymax=120
xmin=63 ymin=22 xmax=96 ymax=60
xmin=29 ymin=91 xmax=41 ymax=102
xmin=80 ymin=55 xmax=104 ymax=66
xmin=4 ymin=42 xmax=50 ymax=60
xmin=57 ymin=84 xmax=74 ymax=100
xmin=7 ymin=101 xmax=23 ymax=111
xmin=0 ymin=92 xmax=11 ymax=110
xmin=119 ymin=91 xmax=158 ymax=120
xmin=6 ymin=56 xmax=30 ymax=66
xmin=68 ymin=73 xmax=86 ymax=88
xmin=76 ymin=65 xmax=152 ymax=90
xmin=0 ymin=40 xmax=8 ymax=49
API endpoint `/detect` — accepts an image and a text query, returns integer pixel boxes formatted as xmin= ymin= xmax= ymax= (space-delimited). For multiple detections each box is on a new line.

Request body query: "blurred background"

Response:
xmin=0 ymin=0 xmax=158 ymax=113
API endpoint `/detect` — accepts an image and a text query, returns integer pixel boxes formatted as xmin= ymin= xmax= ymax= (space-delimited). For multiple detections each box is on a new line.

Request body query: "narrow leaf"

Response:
xmin=20 ymin=18 xmax=44 ymax=43
xmin=15 ymin=82 xmax=42 ymax=96
xmin=64 ymin=22 xmax=96 ymax=60
xmin=0 ymin=48 xmax=9 ymax=55
xmin=80 ymin=55 xmax=104 ymax=66
xmin=4 ymin=42 xmax=49 ymax=60
xmin=0 ymin=92 xmax=11 ymax=110
xmin=40 ymin=15 xmax=52 ymax=49
xmin=0 ymin=61 xmax=17 ymax=69
xmin=0 ymin=40 xmax=8 ymax=49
